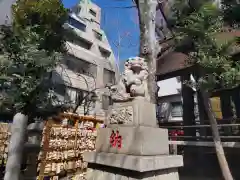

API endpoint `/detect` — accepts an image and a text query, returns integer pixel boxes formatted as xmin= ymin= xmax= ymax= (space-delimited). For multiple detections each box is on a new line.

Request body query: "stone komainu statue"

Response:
xmin=110 ymin=57 xmax=149 ymax=102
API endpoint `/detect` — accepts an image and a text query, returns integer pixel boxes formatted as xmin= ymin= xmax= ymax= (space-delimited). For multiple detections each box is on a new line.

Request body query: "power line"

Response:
xmin=101 ymin=5 xmax=136 ymax=9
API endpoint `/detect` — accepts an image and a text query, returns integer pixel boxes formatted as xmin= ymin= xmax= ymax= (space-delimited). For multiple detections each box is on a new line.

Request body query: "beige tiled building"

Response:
xmin=52 ymin=0 xmax=118 ymax=119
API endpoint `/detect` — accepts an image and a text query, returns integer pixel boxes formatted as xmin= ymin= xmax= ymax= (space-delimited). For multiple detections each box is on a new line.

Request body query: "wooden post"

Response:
xmin=181 ymin=73 xmax=196 ymax=167
xmin=220 ymin=91 xmax=233 ymax=119
xmin=74 ymin=118 xmax=79 ymax=156
xmin=232 ymin=87 xmax=240 ymax=119
xmin=181 ymin=74 xmax=196 ymax=139
xmin=232 ymin=87 xmax=240 ymax=134
xmin=4 ymin=113 xmax=28 ymax=180
xmin=220 ymin=91 xmax=233 ymax=135
xmin=38 ymin=120 xmax=52 ymax=180
xmin=197 ymin=91 xmax=208 ymax=137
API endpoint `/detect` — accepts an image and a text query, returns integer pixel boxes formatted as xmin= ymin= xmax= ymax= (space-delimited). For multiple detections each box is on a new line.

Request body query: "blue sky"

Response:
xmin=62 ymin=0 xmax=140 ymax=70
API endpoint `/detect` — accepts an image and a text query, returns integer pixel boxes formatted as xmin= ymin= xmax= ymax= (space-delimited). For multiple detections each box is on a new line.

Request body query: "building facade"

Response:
xmin=0 ymin=0 xmax=16 ymax=25
xmin=52 ymin=0 xmax=118 ymax=119
xmin=157 ymin=76 xmax=199 ymax=123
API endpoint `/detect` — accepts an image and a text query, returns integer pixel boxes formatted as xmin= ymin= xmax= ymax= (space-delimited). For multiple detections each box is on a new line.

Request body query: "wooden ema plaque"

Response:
xmin=37 ymin=113 xmax=104 ymax=180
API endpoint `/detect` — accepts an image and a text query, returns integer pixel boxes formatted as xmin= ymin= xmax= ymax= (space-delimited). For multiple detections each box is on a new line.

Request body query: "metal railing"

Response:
xmin=159 ymin=122 xmax=240 ymax=150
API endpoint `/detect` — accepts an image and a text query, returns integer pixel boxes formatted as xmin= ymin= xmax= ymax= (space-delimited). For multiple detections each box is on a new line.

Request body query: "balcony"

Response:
xmin=64 ymin=19 xmax=94 ymax=45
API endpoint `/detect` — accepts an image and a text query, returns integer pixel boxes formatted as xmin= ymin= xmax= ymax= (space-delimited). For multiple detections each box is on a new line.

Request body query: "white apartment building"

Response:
xmin=52 ymin=0 xmax=118 ymax=119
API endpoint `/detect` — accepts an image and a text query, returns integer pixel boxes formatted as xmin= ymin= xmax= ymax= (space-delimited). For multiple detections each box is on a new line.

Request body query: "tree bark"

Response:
xmin=201 ymin=89 xmax=234 ymax=180
xmin=4 ymin=113 xmax=28 ymax=180
xmin=137 ymin=0 xmax=158 ymax=104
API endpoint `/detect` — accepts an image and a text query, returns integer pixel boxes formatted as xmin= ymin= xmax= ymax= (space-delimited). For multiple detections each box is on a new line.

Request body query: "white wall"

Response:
xmin=157 ymin=77 xmax=181 ymax=97
xmin=157 ymin=75 xmax=196 ymax=97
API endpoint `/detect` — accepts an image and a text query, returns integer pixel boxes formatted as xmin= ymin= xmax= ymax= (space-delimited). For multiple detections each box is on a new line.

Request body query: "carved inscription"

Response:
xmin=109 ymin=130 xmax=122 ymax=149
xmin=108 ymin=106 xmax=133 ymax=125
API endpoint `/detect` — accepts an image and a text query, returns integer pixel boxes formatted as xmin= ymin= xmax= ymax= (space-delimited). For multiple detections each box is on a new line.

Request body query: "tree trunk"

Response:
xmin=4 ymin=113 xmax=28 ymax=180
xmin=201 ymin=89 xmax=234 ymax=180
xmin=137 ymin=0 xmax=158 ymax=104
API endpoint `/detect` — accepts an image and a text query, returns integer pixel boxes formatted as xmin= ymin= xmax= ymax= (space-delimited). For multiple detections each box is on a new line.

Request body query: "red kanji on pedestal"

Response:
xmin=110 ymin=130 xmax=122 ymax=149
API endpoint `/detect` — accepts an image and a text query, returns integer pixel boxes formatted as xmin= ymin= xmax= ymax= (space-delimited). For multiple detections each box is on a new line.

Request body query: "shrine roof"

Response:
xmin=156 ymin=30 xmax=240 ymax=79
xmin=156 ymin=51 xmax=191 ymax=79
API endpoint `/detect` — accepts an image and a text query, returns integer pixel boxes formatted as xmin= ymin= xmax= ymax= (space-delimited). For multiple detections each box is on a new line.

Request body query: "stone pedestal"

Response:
xmin=85 ymin=152 xmax=182 ymax=180
xmin=83 ymin=98 xmax=183 ymax=180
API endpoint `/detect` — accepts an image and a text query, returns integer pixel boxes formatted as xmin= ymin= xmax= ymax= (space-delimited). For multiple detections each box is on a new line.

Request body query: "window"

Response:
xmin=99 ymin=47 xmax=111 ymax=58
xmin=66 ymin=55 xmax=97 ymax=78
xmin=76 ymin=6 xmax=81 ymax=14
xmin=75 ymin=59 xmax=97 ymax=78
xmin=66 ymin=87 xmax=77 ymax=104
xmin=66 ymin=87 xmax=87 ymax=105
xmin=103 ymin=69 xmax=115 ymax=85
xmin=171 ymin=102 xmax=183 ymax=117
xmin=93 ymin=30 xmax=102 ymax=41
xmin=74 ymin=37 xmax=92 ymax=49
xmin=65 ymin=59 xmax=76 ymax=72
xmin=75 ymin=89 xmax=84 ymax=105
xmin=52 ymin=84 xmax=82 ymax=104
xmin=67 ymin=35 xmax=92 ymax=50
xmin=89 ymin=9 xmax=97 ymax=17
xmin=53 ymin=83 xmax=66 ymax=96
xmin=68 ymin=16 xmax=86 ymax=31
xmin=157 ymin=102 xmax=170 ymax=119
xmin=54 ymin=86 xmax=85 ymax=106
xmin=102 ymin=95 xmax=113 ymax=110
